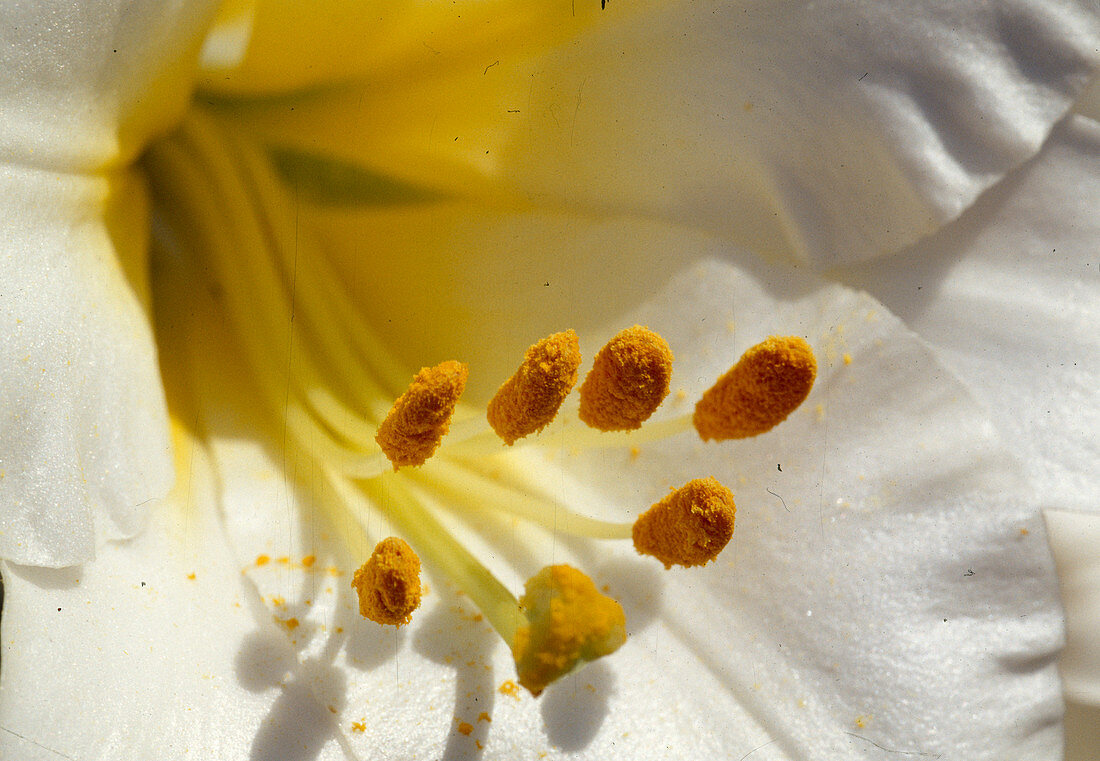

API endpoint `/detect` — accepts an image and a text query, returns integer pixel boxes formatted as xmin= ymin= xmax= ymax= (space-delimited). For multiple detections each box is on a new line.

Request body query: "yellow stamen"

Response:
xmin=511 ymin=565 xmax=626 ymax=696
xmin=487 ymin=330 xmax=582 ymax=445
xmin=376 ymin=360 xmax=468 ymax=468
xmin=578 ymin=325 xmax=673 ymax=431
xmin=693 ymin=336 xmax=816 ymax=440
xmin=633 ymin=478 xmax=735 ymax=569
xmin=351 ymin=537 xmax=423 ymax=626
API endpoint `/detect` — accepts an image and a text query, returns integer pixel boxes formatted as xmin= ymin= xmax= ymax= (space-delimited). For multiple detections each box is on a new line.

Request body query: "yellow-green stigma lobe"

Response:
xmin=376 ymin=360 xmax=468 ymax=468
xmin=352 ymin=537 xmax=423 ymax=626
xmin=578 ymin=325 xmax=673 ymax=431
xmin=633 ymin=478 xmax=735 ymax=569
xmin=693 ymin=336 xmax=816 ymax=440
xmin=487 ymin=330 xmax=582 ymax=445
xmin=511 ymin=565 xmax=626 ymax=696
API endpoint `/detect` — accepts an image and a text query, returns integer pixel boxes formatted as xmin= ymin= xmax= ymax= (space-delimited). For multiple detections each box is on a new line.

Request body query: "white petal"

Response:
xmin=211 ymin=0 xmax=1100 ymax=265
xmin=0 ymin=432 xmax=346 ymax=761
xmin=550 ymin=258 xmax=1064 ymax=758
xmin=835 ymin=114 xmax=1100 ymax=517
xmin=0 ymin=167 xmax=172 ymax=566
xmin=508 ymin=0 xmax=1100 ymax=266
xmin=0 ymin=1 xmax=220 ymax=566
xmin=833 ymin=114 xmax=1100 ymax=746
xmin=0 ymin=0 xmax=218 ymax=171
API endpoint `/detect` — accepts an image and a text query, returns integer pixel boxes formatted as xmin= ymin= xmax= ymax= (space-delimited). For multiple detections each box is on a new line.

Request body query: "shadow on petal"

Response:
xmin=248 ymin=671 xmax=342 ymax=761
xmin=5 ymin=563 xmax=83 ymax=591
xmin=413 ymin=588 xmax=497 ymax=759
xmin=343 ymin=613 xmax=405 ymax=673
xmin=591 ymin=556 xmax=665 ymax=634
xmin=540 ymin=661 xmax=614 ymax=751
xmin=235 ymin=628 xmax=296 ymax=691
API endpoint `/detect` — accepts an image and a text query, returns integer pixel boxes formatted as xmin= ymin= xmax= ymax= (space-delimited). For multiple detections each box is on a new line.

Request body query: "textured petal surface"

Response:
xmin=0 ymin=166 xmax=172 ymax=566
xmin=0 ymin=0 xmax=217 ymax=171
xmin=833 ymin=111 xmax=1100 ymax=756
xmin=0 ymin=0 xmax=218 ymax=566
xmin=835 ymin=113 xmax=1100 ymax=518
xmin=543 ymin=258 xmax=1064 ymax=759
xmin=207 ymin=0 xmax=1100 ymax=265
xmin=0 ymin=426 xmax=345 ymax=761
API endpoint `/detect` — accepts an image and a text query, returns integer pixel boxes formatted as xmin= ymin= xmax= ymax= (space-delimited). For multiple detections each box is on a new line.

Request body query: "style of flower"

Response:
xmin=1 ymin=2 xmax=1099 ymax=760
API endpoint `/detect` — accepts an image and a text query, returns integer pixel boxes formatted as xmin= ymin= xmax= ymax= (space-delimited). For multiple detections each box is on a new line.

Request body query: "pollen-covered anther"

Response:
xmin=633 ymin=477 xmax=735 ymax=569
xmin=376 ymin=360 xmax=468 ymax=468
xmin=693 ymin=335 xmax=816 ymax=441
xmin=511 ymin=565 xmax=626 ymax=697
xmin=351 ymin=537 xmax=423 ymax=626
xmin=487 ymin=330 xmax=582 ymax=445
xmin=578 ymin=325 xmax=673 ymax=431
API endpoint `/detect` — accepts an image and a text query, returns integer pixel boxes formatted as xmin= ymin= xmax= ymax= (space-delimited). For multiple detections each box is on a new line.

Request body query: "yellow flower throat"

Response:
xmin=144 ymin=108 xmax=816 ymax=697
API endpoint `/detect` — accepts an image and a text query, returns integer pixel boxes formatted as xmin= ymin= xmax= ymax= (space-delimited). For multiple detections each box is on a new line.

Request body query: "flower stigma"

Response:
xmin=352 ymin=537 xmax=423 ymax=626
xmin=511 ymin=565 xmax=627 ymax=697
xmin=145 ymin=112 xmax=817 ymax=697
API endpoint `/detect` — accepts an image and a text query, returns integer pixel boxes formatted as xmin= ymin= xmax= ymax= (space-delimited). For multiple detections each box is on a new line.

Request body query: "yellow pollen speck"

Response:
xmin=376 ymin=360 xmax=468 ymax=468
xmin=255 ymin=554 xmax=270 ymax=566
xmin=302 ymin=554 xmax=316 ymax=567
xmin=186 ymin=572 xmax=196 ymax=580
xmin=498 ymin=680 xmax=520 ymax=699
xmin=843 ymin=352 xmax=853 ymax=365
xmin=478 ymin=712 xmax=491 ymax=723
xmin=578 ymin=325 xmax=673 ymax=431
xmin=277 ymin=617 xmax=299 ymax=631
xmin=351 ymin=721 xmax=366 ymax=733
xmin=351 ymin=537 xmax=422 ymax=626
xmin=1020 ymin=527 xmax=1030 ymax=536
xmin=487 ymin=330 xmax=581 ymax=445
xmin=629 ymin=445 xmax=641 ymax=461
xmin=511 ymin=565 xmax=626 ymax=697
xmin=457 ymin=721 xmax=474 ymax=736
xmin=694 ymin=336 xmax=816 ymax=440
xmin=633 ymin=477 xmax=735 ymax=568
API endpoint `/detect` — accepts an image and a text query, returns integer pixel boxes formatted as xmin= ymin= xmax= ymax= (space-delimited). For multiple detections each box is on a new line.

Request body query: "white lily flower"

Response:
xmin=1 ymin=2 xmax=1098 ymax=760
